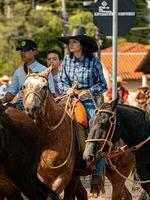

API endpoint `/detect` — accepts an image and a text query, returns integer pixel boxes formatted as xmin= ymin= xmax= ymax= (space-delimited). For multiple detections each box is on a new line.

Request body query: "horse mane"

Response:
xmin=118 ymin=103 xmax=146 ymax=113
xmin=117 ymin=104 xmax=150 ymax=121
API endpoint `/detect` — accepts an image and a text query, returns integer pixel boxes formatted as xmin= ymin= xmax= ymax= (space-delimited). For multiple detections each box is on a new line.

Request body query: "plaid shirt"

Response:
xmin=57 ymin=54 xmax=107 ymax=98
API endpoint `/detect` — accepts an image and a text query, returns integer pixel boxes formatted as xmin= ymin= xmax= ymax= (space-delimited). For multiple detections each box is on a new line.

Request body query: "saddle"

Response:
xmin=55 ymin=94 xmax=87 ymax=152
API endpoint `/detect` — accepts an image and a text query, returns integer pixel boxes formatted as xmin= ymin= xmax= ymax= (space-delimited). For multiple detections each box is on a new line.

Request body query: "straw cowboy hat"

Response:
xmin=57 ymin=27 xmax=98 ymax=53
xmin=138 ymin=86 xmax=149 ymax=91
xmin=0 ymin=75 xmax=9 ymax=83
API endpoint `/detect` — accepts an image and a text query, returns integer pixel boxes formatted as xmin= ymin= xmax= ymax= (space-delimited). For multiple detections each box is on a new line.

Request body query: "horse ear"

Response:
xmin=110 ymin=95 xmax=119 ymax=111
xmin=39 ymin=66 xmax=52 ymax=78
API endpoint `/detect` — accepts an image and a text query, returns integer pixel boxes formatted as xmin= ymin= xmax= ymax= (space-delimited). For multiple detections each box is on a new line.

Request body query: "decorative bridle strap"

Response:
xmin=24 ymin=91 xmax=43 ymax=103
xmin=86 ymin=109 xmax=116 ymax=154
xmin=24 ymin=75 xmax=49 ymax=105
xmin=85 ymin=138 xmax=113 ymax=147
xmin=106 ymin=135 xmax=150 ymax=159
xmin=26 ymin=74 xmax=49 ymax=80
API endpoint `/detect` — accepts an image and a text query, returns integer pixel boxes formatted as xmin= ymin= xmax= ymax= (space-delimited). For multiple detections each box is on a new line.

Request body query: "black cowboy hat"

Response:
xmin=57 ymin=27 xmax=98 ymax=53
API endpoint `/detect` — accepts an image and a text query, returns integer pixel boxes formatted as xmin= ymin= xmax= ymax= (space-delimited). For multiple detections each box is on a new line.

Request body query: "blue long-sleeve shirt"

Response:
xmin=57 ymin=54 xmax=107 ymax=99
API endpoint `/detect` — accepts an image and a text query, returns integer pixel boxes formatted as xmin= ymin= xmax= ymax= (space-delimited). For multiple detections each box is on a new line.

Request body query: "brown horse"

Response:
xmin=0 ymin=107 xmax=61 ymax=200
xmin=22 ymin=69 xmax=134 ymax=200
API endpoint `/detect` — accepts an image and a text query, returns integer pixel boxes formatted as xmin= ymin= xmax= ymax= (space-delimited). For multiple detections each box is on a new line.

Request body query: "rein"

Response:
xmin=41 ymin=118 xmax=74 ymax=169
xmin=41 ymin=96 xmax=71 ymax=132
xmin=86 ymin=107 xmax=150 ymax=184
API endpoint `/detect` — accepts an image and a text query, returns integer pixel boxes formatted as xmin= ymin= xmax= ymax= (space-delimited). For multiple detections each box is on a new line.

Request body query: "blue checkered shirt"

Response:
xmin=57 ymin=54 xmax=107 ymax=98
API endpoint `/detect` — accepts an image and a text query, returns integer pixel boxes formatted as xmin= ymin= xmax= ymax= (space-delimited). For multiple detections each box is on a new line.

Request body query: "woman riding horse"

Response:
xmin=57 ymin=27 xmax=107 ymax=183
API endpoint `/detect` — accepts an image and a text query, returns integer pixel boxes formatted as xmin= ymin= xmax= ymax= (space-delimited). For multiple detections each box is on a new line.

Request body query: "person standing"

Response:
xmin=47 ymin=49 xmax=62 ymax=95
xmin=106 ymin=76 xmax=129 ymax=104
xmin=57 ymin=27 xmax=107 ymax=191
xmin=0 ymin=75 xmax=10 ymax=99
xmin=0 ymin=39 xmax=55 ymax=110
xmin=135 ymin=86 xmax=149 ymax=110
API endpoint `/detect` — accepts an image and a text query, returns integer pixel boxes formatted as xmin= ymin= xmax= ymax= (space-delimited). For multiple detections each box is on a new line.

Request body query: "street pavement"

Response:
xmin=22 ymin=175 xmax=142 ymax=199
xmin=81 ymin=176 xmax=142 ymax=200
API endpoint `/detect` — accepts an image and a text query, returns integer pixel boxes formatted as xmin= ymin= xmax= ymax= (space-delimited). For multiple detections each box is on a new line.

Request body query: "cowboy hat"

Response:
xmin=57 ymin=27 xmax=98 ymax=53
xmin=138 ymin=86 xmax=149 ymax=91
xmin=0 ymin=75 xmax=9 ymax=83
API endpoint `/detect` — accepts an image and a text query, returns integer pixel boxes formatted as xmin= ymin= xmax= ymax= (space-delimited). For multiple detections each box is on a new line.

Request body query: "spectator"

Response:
xmin=47 ymin=49 xmax=62 ymax=95
xmin=0 ymin=39 xmax=55 ymax=110
xmin=106 ymin=76 xmax=129 ymax=104
xmin=0 ymin=75 xmax=10 ymax=99
xmin=135 ymin=86 xmax=149 ymax=110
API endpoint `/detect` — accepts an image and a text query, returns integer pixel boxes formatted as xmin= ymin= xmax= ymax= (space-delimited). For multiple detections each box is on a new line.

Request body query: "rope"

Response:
xmin=41 ymin=118 xmax=74 ymax=169
xmin=46 ymin=81 xmax=78 ymax=132
xmin=107 ymin=157 xmax=150 ymax=184
xmin=47 ymin=96 xmax=70 ymax=132
xmin=88 ymin=89 xmax=98 ymax=109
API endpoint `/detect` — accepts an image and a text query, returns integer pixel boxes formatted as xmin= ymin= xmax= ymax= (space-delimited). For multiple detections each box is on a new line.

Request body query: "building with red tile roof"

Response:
xmin=100 ymin=42 xmax=150 ymax=105
xmin=100 ymin=42 xmax=149 ymax=81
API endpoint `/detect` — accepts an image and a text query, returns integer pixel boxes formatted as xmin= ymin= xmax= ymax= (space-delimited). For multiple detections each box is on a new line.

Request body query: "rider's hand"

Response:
xmin=78 ymin=90 xmax=90 ymax=99
xmin=66 ymin=88 xmax=74 ymax=96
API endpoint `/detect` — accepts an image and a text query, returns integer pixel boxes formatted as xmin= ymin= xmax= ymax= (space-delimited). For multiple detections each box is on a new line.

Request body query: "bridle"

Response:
xmin=86 ymin=108 xmax=116 ymax=155
xmin=23 ymin=75 xmax=49 ymax=108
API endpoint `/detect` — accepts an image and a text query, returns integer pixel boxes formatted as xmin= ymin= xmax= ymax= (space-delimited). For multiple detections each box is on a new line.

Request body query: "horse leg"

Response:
xmin=63 ymin=176 xmax=81 ymax=200
xmin=76 ymin=178 xmax=88 ymax=200
xmin=0 ymin=171 xmax=23 ymax=200
xmin=106 ymin=154 xmax=134 ymax=200
xmin=32 ymin=169 xmax=61 ymax=200
xmin=14 ymin=173 xmax=57 ymax=200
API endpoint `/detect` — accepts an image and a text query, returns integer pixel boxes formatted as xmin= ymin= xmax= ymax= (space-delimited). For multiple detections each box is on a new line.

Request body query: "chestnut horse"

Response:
xmin=22 ymin=69 xmax=134 ymax=200
xmin=0 ymin=107 xmax=61 ymax=200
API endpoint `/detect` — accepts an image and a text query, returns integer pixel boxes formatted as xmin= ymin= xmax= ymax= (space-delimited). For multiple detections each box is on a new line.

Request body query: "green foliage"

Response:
xmin=0 ymin=0 xmax=149 ymax=76
xmin=69 ymin=10 xmax=96 ymax=36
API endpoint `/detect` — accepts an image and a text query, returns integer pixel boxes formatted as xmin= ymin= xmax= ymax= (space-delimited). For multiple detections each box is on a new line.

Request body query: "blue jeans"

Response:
xmin=82 ymin=99 xmax=104 ymax=175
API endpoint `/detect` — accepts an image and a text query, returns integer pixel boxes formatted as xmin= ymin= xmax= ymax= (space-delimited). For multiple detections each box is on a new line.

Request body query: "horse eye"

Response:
xmin=22 ymin=85 xmax=26 ymax=90
xmin=95 ymin=109 xmax=99 ymax=116
xmin=43 ymin=86 xmax=47 ymax=90
xmin=100 ymin=113 xmax=106 ymax=119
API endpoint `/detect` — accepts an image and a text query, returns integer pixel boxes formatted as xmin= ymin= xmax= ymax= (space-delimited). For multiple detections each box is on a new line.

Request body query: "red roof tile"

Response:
xmin=100 ymin=42 xmax=149 ymax=80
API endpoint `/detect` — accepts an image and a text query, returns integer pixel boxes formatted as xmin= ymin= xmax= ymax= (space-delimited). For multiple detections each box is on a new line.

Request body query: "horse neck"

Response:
xmin=116 ymin=105 xmax=150 ymax=146
xmin=42 ymin=93 xmax=63 ymax=126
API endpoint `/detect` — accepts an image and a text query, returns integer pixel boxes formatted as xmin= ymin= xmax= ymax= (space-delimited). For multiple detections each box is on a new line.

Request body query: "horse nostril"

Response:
xmin=25 ymin=108 xmax=29 ymax=113
xmin=87 ymin=154 xmax=94 ymax=163
xmin=32 ymin=106 xmax=38 ymax=113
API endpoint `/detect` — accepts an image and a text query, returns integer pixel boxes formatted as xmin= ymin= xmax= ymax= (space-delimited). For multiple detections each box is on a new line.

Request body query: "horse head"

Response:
xmin=83 ymin=96 xmax=119 ymax=169
xmin=22 ymin=68 xmax=52 ymax=118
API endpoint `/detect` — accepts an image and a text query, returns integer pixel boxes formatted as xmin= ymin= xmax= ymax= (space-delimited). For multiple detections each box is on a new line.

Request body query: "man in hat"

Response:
xmin=135 ymin=86 xmax=149 ymax=110
xmin=0 ymin=39 xmax=55 ymax=110
xmin=106 ymin=76 xmax=129 ymax=104
xmin=57 ymin=27 xmax=107 ymax=194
